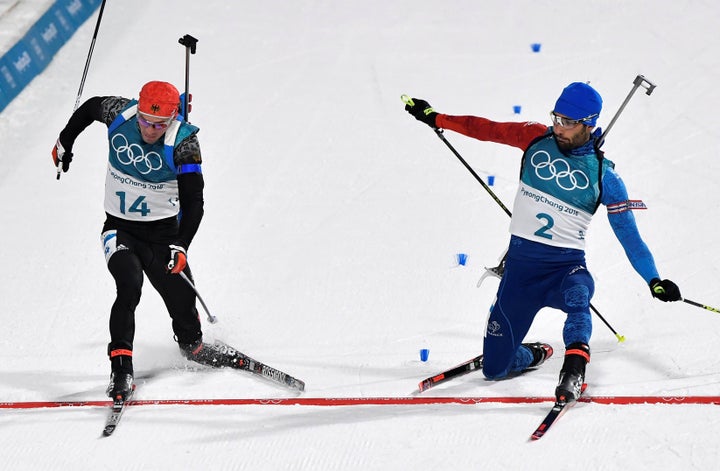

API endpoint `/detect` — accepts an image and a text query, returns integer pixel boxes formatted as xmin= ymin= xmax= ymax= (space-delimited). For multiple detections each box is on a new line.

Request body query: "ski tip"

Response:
xmin=417 ymin=380 xmax=432 ymax=393
xmin=102 ymin=423 xmax=118 ymax=437
xmin=530 ymin=422 xmax=550 ymax=441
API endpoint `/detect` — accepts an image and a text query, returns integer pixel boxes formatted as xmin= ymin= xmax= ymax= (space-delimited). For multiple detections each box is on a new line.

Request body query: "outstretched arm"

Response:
xmin=603 ymin=167 xmax=659 ymax=283
xmin=437 ymin=115 xmax=547 ymax=150
xmin=603 ymin=167 xmax=681 ymax=301
xmin=402 ymin=96 xmax=546 ymax=150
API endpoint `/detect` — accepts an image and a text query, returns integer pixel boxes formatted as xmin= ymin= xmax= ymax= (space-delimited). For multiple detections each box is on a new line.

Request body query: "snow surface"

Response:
xmin=2 ymin=0 xmax=720 ymax=469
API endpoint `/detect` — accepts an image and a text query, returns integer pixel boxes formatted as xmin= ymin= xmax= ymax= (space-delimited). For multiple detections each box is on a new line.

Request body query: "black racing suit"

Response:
xmin=58 ymin=96 xmax=205 ymax=374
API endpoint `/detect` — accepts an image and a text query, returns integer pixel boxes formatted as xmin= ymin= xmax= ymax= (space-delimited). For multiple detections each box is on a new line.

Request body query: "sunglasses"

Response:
xmin=137 ymin=112 xmax=174 ymax=130
xmin=550 ymin=111 xmax=597 ymax=128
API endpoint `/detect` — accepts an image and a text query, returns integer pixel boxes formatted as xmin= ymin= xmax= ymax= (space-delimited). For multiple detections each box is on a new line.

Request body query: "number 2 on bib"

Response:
xmin=534 ymin=213 xmax=554 ymax=240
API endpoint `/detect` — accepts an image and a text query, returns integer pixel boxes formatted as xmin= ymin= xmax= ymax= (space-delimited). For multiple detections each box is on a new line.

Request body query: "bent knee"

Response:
xmin=564 ymin=284 xmax=590 ymax=309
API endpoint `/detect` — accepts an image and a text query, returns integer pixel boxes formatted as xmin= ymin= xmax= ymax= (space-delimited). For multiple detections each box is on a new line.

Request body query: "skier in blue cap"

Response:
xmin=405 ymin=82 xmax=681 ymax=402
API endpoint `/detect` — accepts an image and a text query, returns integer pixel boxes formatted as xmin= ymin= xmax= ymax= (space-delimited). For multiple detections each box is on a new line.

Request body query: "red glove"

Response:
xmin=167 ymin=245 xmax=187 ymax=274
xmin=52 ymin=138 xmax=73 ymax=173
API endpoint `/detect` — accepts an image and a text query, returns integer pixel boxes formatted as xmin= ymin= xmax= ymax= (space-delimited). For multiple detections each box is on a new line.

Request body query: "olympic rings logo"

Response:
xmin=111 ymin=134 xmax=163 ymax=175
xmin=530 ymin=151 xmax=589 ymax=191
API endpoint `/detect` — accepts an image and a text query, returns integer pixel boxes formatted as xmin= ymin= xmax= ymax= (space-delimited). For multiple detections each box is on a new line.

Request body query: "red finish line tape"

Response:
xmin=3 ymin=396 xmax=720 ymax=409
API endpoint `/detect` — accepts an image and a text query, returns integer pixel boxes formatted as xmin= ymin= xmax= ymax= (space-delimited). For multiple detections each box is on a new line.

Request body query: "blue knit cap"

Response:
xmin=553 ymin=82 xmax=602 ymax=126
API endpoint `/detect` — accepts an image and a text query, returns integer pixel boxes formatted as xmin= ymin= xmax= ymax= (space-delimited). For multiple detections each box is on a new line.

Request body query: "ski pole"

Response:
xmin=58 ymin=0 xmax=108 ymax=181
xmin=591 ymin=305 xmax=625 ymax=342
xmin=683 ymin=298 xmax=720 ymax=314
xmin=598 ymin=74 xmax=656 ymax=146
xmin=179 ymin=271 xmax=218 ymax=324
xmin=401 ymin=94 xmax=626 ymax=342
xmin=178 ymin=34 xmax=198 ymax=122
xmin=401 ymin=95 xmax=511 ymax=217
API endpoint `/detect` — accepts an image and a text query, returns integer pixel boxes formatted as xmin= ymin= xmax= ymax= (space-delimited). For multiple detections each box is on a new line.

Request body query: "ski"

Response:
xmin=418 ymin=354 xmax=483 ymax=392
xmin=235 ymin=352 xmax=305 ymax=392
xmin=102 ymin=385 xmax=135 ymax=437
xmin=215 ymin=342 xmax=305 ymax=392
xmin=530 ymin=383 xmax=587 ymax=440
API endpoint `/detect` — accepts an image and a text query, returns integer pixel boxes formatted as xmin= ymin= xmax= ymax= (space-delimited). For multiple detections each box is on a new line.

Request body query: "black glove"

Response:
xmin=405 ymin=98 xmax=438 ymax=128
xmin=52 ymin=138 xmax=73 ymax=173
xmin=650 ymin=278 xmax=681 ymax=302
xmin=167 ymin=244 xmax=187 ymax=274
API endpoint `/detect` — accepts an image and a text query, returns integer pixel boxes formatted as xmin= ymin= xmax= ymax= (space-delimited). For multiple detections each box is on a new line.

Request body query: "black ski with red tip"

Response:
xmin=213 ymin=342 xmax=305 ymax=392
xmin=530 ymin=383 xmax=587 ymax=440
xmin=102 ymin=385 xmax=135 ymax=437
xmin=418 ymin=354 xmax=483 ymax=392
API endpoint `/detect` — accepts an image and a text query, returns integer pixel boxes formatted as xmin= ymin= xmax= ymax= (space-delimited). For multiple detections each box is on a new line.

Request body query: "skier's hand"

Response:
xmin=167 ymin=244 xmax=187 ymax=274
xmin=404 ymin=97 xmax=438 ymax=128
xmin=650 ymin=278 xmax=681 ymax=302
xmin=51 ymin=138 xmax=73 ymax=173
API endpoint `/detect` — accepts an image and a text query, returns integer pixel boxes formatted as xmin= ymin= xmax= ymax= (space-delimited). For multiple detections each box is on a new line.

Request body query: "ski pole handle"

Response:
xmin=401 ymin=94 xmax=414 ymax=107
xmin=683 ymin=298 xmax=720 ymax=313
xmin=179 ymin=271 xmax=218 ymax=324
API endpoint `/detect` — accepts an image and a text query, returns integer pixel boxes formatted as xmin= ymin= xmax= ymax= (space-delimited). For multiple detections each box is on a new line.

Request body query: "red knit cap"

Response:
xmin=138 ymin=81 xmax=180 ymax=118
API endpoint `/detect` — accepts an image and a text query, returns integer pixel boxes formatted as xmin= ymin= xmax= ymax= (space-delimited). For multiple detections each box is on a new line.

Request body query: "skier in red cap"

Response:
xmin=52 ymin=81 xmax=241 ymax=401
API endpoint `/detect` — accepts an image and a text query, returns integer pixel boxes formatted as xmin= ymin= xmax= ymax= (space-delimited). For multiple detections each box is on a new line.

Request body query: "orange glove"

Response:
xmin=167 ymin=245 xmax=187 ymax=274
xmin=52 ymin=138 xmax=73 ymax=173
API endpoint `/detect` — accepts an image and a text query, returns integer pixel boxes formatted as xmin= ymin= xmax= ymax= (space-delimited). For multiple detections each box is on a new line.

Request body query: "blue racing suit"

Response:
xmin=436 ymin=115 xmax=660 ymax=379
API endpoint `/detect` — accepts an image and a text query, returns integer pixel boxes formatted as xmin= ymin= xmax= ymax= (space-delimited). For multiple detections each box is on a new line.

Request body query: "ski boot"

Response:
xmin=106 ymin=349 xmax=134 ymax=401
xmin=179 ymin=339 xmax=245 ymax=368
xmin=555 ymin=342 xmax=590 ymax=403
xmin=523 ymin=342 xmax=553 ymax=368
xmin=106 ymin=372 xmax=134 ymax=401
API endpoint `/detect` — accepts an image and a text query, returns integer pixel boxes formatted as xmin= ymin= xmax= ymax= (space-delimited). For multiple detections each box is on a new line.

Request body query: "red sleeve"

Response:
xmin=436 ymin=114 xmax=548 ymax=150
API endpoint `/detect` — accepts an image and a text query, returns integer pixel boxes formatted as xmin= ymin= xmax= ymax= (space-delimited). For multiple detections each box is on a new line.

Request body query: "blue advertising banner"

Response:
xmin=0 ymin=0 xmax=101 ymax=113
